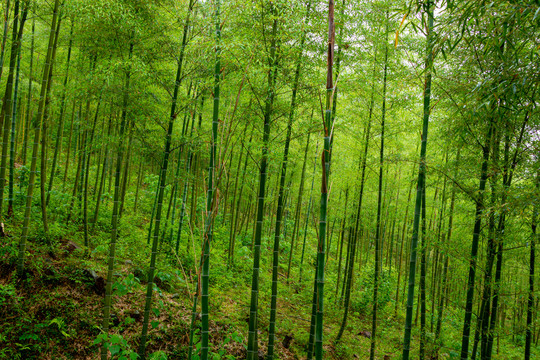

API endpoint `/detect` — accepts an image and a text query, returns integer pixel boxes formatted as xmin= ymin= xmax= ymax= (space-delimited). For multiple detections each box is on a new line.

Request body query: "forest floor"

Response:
xmin=0 ymin=219 xmax=533 ymax=360
xmin=0 ymin=233 xmax=398 ymax=360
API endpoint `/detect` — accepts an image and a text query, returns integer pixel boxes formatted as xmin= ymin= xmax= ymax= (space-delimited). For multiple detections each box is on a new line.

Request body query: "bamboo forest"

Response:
xmin=1 ymin=0 xmax=540 ymax=359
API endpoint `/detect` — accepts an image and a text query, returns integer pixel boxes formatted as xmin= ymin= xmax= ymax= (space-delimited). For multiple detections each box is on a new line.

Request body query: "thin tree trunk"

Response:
xmin=227 ymin=122 xmax=250 ymax=265
xmin=179 ymin=94 xmax=204 ymax=254
xmin=92 ymin=113 xmax=113 ymax=228
xmin=46 ymin=22 xmax=73 ymax=206
xmin=0 ymin=0 xmax=11 ymax=84
xmin=168 ymin=90 xmax=197 ymax=246
xmin=0 ymin=0 xmax=27 ymax=219
xmin=299 ymin=139 xmax=319 ymax=283
xmin=267 ymin=3 xmax=312 ymax=358
xmin=62 ymin=102 xmax=76 ymax=188
xmin=460 ymin=121 xmax=492 ymax=360
xmin=100 ymin=40 xmax=133 ymax=360
xmin=133 ymin=154 xmax=143 ymax=213
xmin=525 ymin=173 xmax=538 ymax=359
xmin=7 ymin=33 xmax=21 ymax=217
xmin=370 ymin=18 xmax=388 ymax=359
xmin=21 ymin=17 xmax=34 ymax=166
xmin=287 ymin=129 xmax=311 ymax=279
xmin=197 ymin=4 xmax=220 ymax=358
xmin=402 ymin=3 xmax=434 ymax=358
xmin=39 ymin=10 xmax=62 ymax=233
xmin=118 ymin=125 xmax=133 ymax=218
xmin=66 ymin=126 xmax=82 ymax=223
xmin=475 ymin=132 xmax=500 ymax=360
xmin=138 ymin=6 xmax=196 ymax=347
xmin=17 ymin=0 xmax=60 ymax=276
xmin=335 ymin=188 xmax=348 ymax=299
xmin=335 ymin=27 xmax=377 ymax=343
xmin=435 ymin=148 xmax=460 ymax=352
xmin=419 ymin=182 xmax=427 ymax=360
xmin=396 ymin=161 xmax=416 ymax=315
xmin=247 ymin=10 xmax=278 ymax=359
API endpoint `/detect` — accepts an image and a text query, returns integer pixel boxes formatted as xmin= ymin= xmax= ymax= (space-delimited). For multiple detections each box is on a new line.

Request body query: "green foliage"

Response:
xmin=351 ymin=266 xmax=395 ymax=314
xmin=0 ymin=238 xmax=18 ymax=265
xmin=113 ymin=273 xmax=140 ymax=297
xmin=15 ymin=165 xmax=30 ymax=189
xmin=94 ymin=333 xmax=138 ymax=360
xmin=0 ymin=0 xmax=538 ymax=359
xmin=48 ymin=318 xmax=71 ymax=338
xmin=192 ymin=330 xmax=242 ymax=360
xmin=0 ymin=283 xmax=18 ymax=305
xmin=149 ymin=350 xmax=167 ymax=360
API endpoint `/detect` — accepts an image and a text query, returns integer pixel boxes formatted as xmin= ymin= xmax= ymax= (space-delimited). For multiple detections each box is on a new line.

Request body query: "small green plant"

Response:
xmin=0 ymin=283 xmax=17 ymax=305
xmin=191 ymin=331 xmax=242 ymax=360
xmin=49 ymin=317 xmax=71 ymax=338
xmin=149 ymin=350 xmax=167 ymax=360
xmin=113 ymin=273 xmax=140 ymax=297
xmin=92 ymin=244 xmax=109 ymax=258
xmin=16 ymin=165 xmax=30 ymax=188
xmin=94 ymin=333 xmax=138 ymax=360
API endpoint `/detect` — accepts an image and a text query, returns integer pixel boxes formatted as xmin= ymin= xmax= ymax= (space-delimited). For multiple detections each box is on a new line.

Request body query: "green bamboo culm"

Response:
xmin=299 ymin=138 xmax=319 ymax=284
xmin=39 ymin=7 xmax=63 ymax=235
xmin=8 ymin=35 xmax=22 ymax=217
xmin=199 ymin=1 xmax=221 ymax=358
xmin=266 ymin=2 xmax=312 ymax=359
xmin=306 ymin=270 xmax=318 ymax=359
xmin=138 ymin=4 xmax=194 ymax=350
xmin=525 ymin=171 xmax=538 ymax=360
xmin=286 ymin=130 xmax=310 ymax=279
xmin=147 ymin=180 xmax=160 ymax=245
xmin=177 ymin=93 xmax=204 ymax=254
xmin=313 ymin=2 xmax=335 ymax=359
xmin=369 ymin=12 xmax=388 ymax=358
xmin=138 ymin=81 xmax=177 ymax=356
xmin=146 ymin=0 xmax=195 ymax=250
xmin=92 ymin=110 xmax=113 ymax=229
xmin=401 ymin=1 xmax=434 ymax=359
xmin=100 ymin=41 xmax=133 ymax=360
xmin=46 ymin=22 xmax=73 ymax=207
xmin=21 ymin=16 xmax=34 ymax=166
xmin=335 ymin=31 xmax=376 ymax=342
xmin=227 ymin=123 xmax=252 ymax=267
xmin=160 ymin=81 xmax=193 ymax=245
xmin=187 ymin=284 xmax=200 ymax=360
xmin=0 ymin=0 xmax=11 ymax=84
xmin=165 ymin=0 xmax=197 ymax=249
xmin=419 ymin=171 xmax=427 ymax=360
xmin=16 ymin=0 xmax=60 ymax=277
xmin=435 ymin=149 xmax=459 ymax=350
xmin=246 ymin=6 xmax=279 ymax=360
xmin=0 ymin=0 xmax=28 ymax=219
xmin=168 ymin=91 xmax=197 ymax=246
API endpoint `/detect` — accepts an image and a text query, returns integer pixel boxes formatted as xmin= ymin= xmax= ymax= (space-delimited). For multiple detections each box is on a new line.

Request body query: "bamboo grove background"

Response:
xmin=0 ymin=0 xmax=539 ymax=359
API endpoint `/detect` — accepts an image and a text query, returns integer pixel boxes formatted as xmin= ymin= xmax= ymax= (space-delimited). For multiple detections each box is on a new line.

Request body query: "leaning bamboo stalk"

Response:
xmin=369 ymin=14 xmax=388 ymax=358
xmin=267 ymin=2 xmax=312 ymax=358
xmin=46 ymin=22 xmax=73 ymax=206
xmin=138 ymin=0 xmax=196 ymax=345
xmin=100 ymin=41 xmax=133 ymax=360
xmin=402 ymin=2 xmax=434 ymax=358
xmin=21 ymin=16 xmax=34 ymax=166
xmin=246 ymin=6 xmax=279 ymax=359
xmin=17 ymin=0 xmax=60 ymax=276
xmin=8 ymin=32 xmax=22 ymax=217
xmin=0 ymin=0 xmax=28 ymax=218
